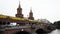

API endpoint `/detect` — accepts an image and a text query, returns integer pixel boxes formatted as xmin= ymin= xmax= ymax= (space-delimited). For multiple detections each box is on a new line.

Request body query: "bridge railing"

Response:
xmin=0 ymin=24 xmax=45 ymax=29
xmin=0 ymin=25 xmax=31 ymax=29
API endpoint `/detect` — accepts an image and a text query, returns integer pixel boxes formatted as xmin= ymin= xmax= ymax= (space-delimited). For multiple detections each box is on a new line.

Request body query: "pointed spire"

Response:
xmin=16 ymin=1 xmax=23 ymax=18
xmin=30 ymin=7 xmax=33 ymax=14
xmin=18 ymin=1 xmax=21 ymax=8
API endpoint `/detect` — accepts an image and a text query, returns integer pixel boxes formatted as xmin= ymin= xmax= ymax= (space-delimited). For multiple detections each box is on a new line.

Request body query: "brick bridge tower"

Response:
xmin=28 ymin=9 xmax=34 ymax=20
xmin=15 ymin=2 xmax=23 ymax=18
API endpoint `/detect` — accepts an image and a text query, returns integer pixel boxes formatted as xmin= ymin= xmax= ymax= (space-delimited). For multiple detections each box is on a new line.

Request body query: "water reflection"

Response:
xmin=48 ymin=29 xmax=60 ymax=34
xmin=37 ymin=29 xmax=60 ymax=34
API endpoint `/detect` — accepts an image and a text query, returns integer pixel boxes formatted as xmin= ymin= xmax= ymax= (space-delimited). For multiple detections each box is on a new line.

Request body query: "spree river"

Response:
xmin=48 ymin=29 xmax=60 ymax=34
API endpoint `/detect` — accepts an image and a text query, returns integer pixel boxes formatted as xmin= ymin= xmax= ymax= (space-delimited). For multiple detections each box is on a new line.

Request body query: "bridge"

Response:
xmin=0 ymin=24 xmax=48 ymax=34
xmin=0 ymin=15 xmax=51 ymax=34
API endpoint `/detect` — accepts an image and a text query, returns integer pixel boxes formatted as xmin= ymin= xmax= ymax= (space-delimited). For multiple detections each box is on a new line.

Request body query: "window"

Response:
xmin=10 ymin=22 xmax=17 ymax=26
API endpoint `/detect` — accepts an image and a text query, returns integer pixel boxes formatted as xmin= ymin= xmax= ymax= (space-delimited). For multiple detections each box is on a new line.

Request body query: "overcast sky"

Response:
xmin=0 ymin=0 xmax=60 ymax=23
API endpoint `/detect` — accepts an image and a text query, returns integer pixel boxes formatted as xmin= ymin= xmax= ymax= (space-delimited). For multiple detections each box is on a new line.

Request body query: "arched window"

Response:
xmin=0 ymin=21 xmax=2 ymax=25
xmin=3 ymin=22 xmax=6 ymax=25
xmin=7 ymin=22 xmax=10 ymax=25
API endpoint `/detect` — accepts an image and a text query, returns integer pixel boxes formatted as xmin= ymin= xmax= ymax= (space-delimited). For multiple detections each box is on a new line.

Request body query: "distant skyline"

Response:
xmin=0 ymin=0 xmax=60 ymax=23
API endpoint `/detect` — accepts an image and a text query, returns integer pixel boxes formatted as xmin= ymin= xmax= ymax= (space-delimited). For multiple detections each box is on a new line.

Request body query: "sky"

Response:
xmin=0 ymin=0 xmax=60 ymax=23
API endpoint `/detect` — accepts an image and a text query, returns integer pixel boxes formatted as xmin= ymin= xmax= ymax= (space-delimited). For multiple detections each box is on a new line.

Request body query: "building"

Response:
xmin=0 ymin=1 xmax=49 ymax=34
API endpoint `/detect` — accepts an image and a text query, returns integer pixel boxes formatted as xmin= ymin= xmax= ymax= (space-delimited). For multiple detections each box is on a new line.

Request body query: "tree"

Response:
xmin=54 ymin=21 xmax=60 ymax=29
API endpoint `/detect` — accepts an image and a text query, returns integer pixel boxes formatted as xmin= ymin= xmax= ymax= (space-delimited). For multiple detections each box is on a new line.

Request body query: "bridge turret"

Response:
xmin=15 ymin=1 xmax=23 ymax=18
xmin=28 ymin=8 xmax=34 ymax=20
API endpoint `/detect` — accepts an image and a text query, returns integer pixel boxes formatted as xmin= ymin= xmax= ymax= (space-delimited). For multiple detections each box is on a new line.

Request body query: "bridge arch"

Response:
xmin=14 ymin=30 xmax=30 ymax=34
xmin=36 ymin=29 xmax=46 ymax=34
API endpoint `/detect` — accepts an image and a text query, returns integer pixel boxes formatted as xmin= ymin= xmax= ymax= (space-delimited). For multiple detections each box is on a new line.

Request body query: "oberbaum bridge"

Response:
xmin=0 ymin=2 xmax=53 ymax=34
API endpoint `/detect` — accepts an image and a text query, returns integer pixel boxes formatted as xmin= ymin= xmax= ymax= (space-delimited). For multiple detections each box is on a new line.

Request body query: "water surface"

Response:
xmin=48 ymin=29 xmax=60 ymax=34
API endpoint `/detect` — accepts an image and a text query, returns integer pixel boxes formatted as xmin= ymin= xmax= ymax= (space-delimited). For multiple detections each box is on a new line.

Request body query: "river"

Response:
xmin=48 ymin=29 xmax=60 ymax=34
